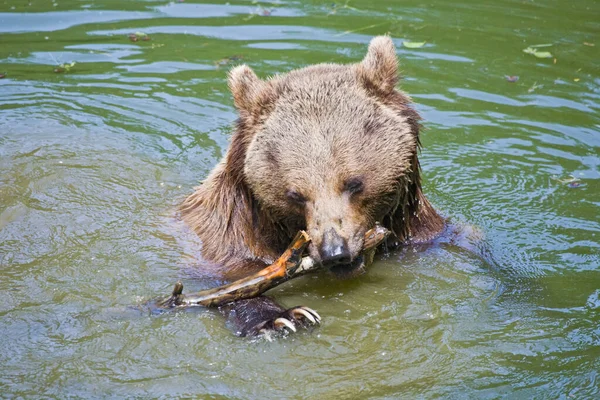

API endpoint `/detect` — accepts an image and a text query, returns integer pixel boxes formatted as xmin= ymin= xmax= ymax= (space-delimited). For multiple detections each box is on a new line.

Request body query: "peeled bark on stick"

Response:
xmin=156 ymin=224 xmax=390 ymax=309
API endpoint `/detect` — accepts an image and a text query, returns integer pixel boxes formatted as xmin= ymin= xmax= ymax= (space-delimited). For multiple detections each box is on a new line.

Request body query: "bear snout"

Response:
xmin=319 ymin=228 xmax=352 ymax=265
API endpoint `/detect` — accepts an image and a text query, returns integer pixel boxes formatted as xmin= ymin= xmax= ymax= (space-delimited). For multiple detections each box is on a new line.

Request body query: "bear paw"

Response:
xmin=252 ymin=306 xmax=321 ymax=339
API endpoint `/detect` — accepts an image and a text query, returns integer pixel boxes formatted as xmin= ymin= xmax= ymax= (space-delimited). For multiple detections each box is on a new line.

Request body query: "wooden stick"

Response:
xmin=156 ymin=225 xmax=390 ymax=308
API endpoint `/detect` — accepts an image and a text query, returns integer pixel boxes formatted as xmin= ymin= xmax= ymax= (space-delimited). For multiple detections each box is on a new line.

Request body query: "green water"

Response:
xmin=1 ymin=0 xmax=599 ymax=398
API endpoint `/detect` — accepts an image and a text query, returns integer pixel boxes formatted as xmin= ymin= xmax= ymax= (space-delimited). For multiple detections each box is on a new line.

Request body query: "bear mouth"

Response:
xmin=328 ymin=254 xmax=365 ymax=278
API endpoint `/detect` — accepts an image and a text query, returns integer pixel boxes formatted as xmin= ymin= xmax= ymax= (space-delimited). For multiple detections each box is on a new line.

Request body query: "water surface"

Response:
xmin=1 ymin=0 xmax=599 ymax=398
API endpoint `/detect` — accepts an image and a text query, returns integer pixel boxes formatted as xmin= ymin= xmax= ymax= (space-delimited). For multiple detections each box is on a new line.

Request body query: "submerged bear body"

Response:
xmin=181 ymin=36 xmax=445 ymax=336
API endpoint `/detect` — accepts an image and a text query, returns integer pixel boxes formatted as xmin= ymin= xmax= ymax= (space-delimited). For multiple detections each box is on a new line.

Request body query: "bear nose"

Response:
xmin=320 ymin=228 xmax=352 ymax=265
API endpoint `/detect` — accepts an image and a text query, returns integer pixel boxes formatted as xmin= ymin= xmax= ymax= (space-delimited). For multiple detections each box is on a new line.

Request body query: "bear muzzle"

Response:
xmin=312 ymin=228 xmax=367 ymax=278
xmin=319 ymin=228 xmax=352 ymax=265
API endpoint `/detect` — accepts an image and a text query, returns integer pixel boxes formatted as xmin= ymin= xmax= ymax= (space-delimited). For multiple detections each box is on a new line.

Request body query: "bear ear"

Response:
xmin=357 ymin=36 xmax=399 ymax=94
xmin=228 ymin=64 xmax=266 ymax=113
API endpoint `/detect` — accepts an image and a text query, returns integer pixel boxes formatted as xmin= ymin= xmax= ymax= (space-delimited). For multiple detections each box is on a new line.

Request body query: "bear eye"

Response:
xmin=286 ymin=190 xmax=306 ymax=205
xmin=343 ymin=178 xmax=364 ymax=195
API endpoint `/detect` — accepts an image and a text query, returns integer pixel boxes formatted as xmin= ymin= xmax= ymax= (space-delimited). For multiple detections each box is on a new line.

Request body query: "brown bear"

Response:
xmin=180 ymin=36 xmax=445 ymax=336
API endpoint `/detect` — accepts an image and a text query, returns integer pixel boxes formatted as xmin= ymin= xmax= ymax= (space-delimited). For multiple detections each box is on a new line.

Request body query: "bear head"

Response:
xmin=226 ymin=36 xmax=423 ymax=274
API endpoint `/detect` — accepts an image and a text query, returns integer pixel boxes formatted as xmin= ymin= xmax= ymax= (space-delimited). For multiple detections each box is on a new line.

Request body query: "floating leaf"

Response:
xmin=403 ymin=41 xmax=426 ymax=48
xmin=0 ymin=73 xmax=5 ymax=79
xmin=523 ymin=47 xmax=552 ymax=58
xmin=529 ymin=43 xmax=553 ymax=48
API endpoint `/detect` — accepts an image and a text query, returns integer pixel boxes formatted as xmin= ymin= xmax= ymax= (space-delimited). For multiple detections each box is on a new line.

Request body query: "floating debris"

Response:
xmin=0 ymin=73 xmax=6 ymax=79
xmin=129 ymin=32 xmax=150 ymax=42
xmin=54 ymin=62 xmax=76 ymax=73
xmin=403 ymin=41 xmax=426 ymax=49
xmin=334 ymin=22 xmax=386 ymax=37
xmin=243 ymin=6 xmax=275 ymax=21
xmin=215 ymin=55 xmax=244 ymax=69
xmin=527 ymin=81 xmax=542 ymax=93
xmin=551 ymin=175 xmax=586 ymax=188
xmin=523 ymin=48 xmax=552 ymax=58
xmin=523 ymin=44 xmax=553 ymax=59
xmin=328 ymin=0 xmax=361 ymax=15
xmin=505 ymin=75 xmax=519 ymax=82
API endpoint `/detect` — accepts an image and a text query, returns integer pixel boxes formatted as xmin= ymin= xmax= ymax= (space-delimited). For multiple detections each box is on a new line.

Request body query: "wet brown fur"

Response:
xmin=180 ymin=36 xmax=445 ymax=281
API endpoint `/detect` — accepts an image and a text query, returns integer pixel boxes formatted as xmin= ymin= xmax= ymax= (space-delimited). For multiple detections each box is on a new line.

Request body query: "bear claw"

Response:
xmin=290 ymin=306 xmax=321 ymax=324
xmin=273 ymin=317 xmax=297 ymax=332
xmin=252 ymin=306 xmax=321 ymax=338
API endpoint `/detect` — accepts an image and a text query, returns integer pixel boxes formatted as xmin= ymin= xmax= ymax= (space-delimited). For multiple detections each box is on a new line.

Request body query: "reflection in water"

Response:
xmin=0 ymin=0 xmax=598 ymax=398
